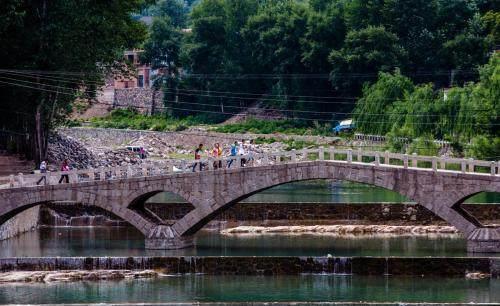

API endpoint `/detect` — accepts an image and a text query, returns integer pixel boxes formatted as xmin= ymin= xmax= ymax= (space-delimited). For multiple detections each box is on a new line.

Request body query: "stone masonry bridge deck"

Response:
xmin=0 ymin=148 xmax=499 ymax=252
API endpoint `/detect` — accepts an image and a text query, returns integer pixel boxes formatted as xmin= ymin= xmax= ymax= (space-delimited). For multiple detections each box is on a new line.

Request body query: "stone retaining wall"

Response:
xmin=144 ymin=202 xmax=499 ymax=225
xmin=38 ymin=202 xmax=499 ymax=227
xmin=60 ymin=127 xmax=339 ymax=149
xmin=0 ymin=206 xmax=39 ymax=240
xmin=114 ymin=88 xmax=164 ymax=114
xmin=0 ymin=256 xmax=497 ymax=277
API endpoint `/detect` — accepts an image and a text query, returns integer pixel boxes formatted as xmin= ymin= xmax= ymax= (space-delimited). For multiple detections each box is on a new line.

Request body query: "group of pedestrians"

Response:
xmin=34 ymin=139 xmax=257 ymax=185
xmin=192 ymin=140 xmax=255 ymax=172
xmin=36 ymin=159 xmax=70 ymax=185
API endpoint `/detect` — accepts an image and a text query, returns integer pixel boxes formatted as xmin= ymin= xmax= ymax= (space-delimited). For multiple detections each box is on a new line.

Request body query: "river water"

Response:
xmin=0 ymin=274 xmax=498 ymax=304
xmin=1 ymin=180 xmax=498 ymax=304
xmin=1 ymin=227 xmax=497 ymax=258
xmin=148 ymin=180 xmax=500 ymax=204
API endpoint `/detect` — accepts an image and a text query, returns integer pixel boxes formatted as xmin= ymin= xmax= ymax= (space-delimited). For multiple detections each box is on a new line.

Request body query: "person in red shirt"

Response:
xmin=58 ymin=159 xmax=70 ymax=184
xmin=192 ymin=144 xmax=204 ymax=172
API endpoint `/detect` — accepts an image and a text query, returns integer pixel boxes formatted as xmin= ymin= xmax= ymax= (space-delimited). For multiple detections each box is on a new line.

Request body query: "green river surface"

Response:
xmin=0 ymin=275 xmax=498 ymax=304
xmin=0 ymin=180 xmax=498 ymax=304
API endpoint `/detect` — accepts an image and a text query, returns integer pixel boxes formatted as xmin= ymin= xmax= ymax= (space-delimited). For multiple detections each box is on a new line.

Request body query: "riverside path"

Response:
xmin=0 ymin=148 xmax=499 ymax=252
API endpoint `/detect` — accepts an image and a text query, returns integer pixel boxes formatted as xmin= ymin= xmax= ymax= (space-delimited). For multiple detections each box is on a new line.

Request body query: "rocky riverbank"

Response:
xmin=0 ymin=270 xmax=158 ymax=283
xmin=221 ymin=225 xmax=460 ymax=235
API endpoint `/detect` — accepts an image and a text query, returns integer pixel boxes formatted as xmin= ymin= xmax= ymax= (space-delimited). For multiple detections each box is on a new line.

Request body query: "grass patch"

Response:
xmin=88 ymin=108 xmax=210 ymax=132
xmin=213 ymin=118 xmax=332 ymax=136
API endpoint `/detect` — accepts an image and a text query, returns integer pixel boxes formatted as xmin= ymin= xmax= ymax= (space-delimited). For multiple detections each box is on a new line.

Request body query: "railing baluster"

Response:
xmin=403 ymin=154 xmax=408 ymax=169
xmin=330 ymin=147 xmax=335 ymax=161
xmin=319 ymin=147 xmax=324 ymax=161
xmin=384 ymin=151 xmax=389 ymax=165
xmin=432 ymin=157 xmax=437 ymax=172
xmin=468 ymin=158 xmax=474 ymax=173
xmin=347 ymin=149 xmax=353 ymax=164
xmin=357 ymin=148 xmax=362 ymax=162
xmin=412 ymin=153 xmax=417 ymax=168
xmin=18 ymin=173 xmax=24 ymax=187
xmin=461 ymin=159 xmax=466 ymax=173
xmin=491 ymin=161 xmax=496 ymax=176
xmin=375 ymin=152 xmax=380 ymax=166
xmin=291 ymin=150 xmax=297 ymax=163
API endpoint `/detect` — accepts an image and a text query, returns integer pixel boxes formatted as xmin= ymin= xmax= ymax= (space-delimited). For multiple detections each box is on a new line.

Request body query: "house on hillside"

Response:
xmin=114 ymin=50 xmax=152 ymax=89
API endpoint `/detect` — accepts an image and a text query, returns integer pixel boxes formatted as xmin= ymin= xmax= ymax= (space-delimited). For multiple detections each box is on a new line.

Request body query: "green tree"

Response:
xmin=353 ymin=71 xmax=414 ymax=135
xmin=142 ymin=16 xmax=183 ymax=114
xmin=0 ymin=0 xmax=147 ymax=162
xmin=329 ymin=26 xmax=407 ymax=94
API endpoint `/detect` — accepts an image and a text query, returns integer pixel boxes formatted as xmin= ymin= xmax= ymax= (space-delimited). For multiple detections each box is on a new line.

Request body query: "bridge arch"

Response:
xmin=171 ymin=162 xmax=486 ymax=238
xmin=0 ymin=187 xmax=154 ymax=236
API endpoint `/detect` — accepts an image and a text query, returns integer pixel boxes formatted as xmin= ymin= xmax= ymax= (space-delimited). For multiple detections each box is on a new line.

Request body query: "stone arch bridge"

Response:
xmin=0 ymin=148 xmax=499 ymax=252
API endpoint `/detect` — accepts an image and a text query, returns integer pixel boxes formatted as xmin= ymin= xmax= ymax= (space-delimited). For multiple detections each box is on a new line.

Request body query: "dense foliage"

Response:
xmin=354 ymin=54 xmax=499 ymax=159
xmin=0 ymin=0 xmax=148 ymax=161
xmin=1 ymin=0 xmax=499 ymax=160
xmin=143 ymin=0 xmax=496 ymax=123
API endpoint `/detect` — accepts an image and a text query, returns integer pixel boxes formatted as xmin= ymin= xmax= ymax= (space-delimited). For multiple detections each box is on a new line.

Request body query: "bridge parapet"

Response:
xmin=1 ymin=147 xmax=499 ymax=189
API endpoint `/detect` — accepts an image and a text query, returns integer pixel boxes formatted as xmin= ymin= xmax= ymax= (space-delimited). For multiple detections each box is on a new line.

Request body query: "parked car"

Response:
xmin=333 ymin=119 xmax=354 ymax=134
xmin=126 ymin=146 xmax=147 ymax=159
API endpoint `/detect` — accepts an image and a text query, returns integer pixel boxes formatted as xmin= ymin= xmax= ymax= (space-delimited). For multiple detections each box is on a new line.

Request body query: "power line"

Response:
xmin=0 ymin=79 xmax=496 ymax=123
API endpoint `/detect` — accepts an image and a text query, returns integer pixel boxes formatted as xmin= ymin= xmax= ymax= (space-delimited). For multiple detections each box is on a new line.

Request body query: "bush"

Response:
xmin=466 ymin=136 xmax=500 ymax=160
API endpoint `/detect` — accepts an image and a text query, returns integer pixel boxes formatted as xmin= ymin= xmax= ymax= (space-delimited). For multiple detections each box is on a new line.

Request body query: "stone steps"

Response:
xmin=0 ymin=153 xmax=34 ymax=176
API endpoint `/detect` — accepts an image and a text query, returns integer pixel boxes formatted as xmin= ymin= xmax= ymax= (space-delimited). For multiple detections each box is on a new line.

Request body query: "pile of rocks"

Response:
xmin=0 ymin=270 xmax=158 ymax=283
xmin=47 ymin=134 xmax=101 ymax=169
xmin=47 ymin=134 xmax=144 ymax=169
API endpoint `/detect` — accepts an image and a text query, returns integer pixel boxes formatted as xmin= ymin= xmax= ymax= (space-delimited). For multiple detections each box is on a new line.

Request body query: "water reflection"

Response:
xmin=147 ymin=180 xmax=500 ymax=204
xmin=0 ymin=275 xmax=497 ymax=304
xmin=0 ymin=227 xmax=496 ymax=258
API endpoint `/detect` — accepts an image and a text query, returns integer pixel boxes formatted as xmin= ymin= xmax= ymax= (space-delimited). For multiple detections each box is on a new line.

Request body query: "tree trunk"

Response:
xmin=35 ymin=102 xmax=45 ymax=164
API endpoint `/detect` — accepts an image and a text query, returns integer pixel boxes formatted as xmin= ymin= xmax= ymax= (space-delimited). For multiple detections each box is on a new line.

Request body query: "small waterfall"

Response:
xmin=332 ymin=257 xmax=352 ymax=275
xmin=384 ymin=258 xmax=390 ymax=276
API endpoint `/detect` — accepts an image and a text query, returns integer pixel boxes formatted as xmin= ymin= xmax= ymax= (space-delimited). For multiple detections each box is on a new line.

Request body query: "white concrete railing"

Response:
xmin=1 ymin=147 xmax=499 ymax=189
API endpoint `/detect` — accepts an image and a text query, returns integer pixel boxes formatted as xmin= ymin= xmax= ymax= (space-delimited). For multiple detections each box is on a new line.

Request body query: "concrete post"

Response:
xmin=357 ymin=148 xmax=362 ymax=162
xmin=375 ymin=153 xmax=380 ymax=166
xmin=319 ymin=147 xmax=325 ymax=161
xmin=432 ymin=157 xmax=437 ymax=172
xmin=468 ymin=158 xmax=474 ymax=173
xmin=330 ymin=147 xmax=335 ymax=161
xmin=18 ymin=173 xmax=24 ymax=186
xmin=491 ymin=161 xmax=496 ymax=176
xmin=403 ymin=154 xmax=409 ymax=169
xmin=263 ymin=154 xmax=269 ymax=165
xmin=461 ymin=160 xmax=467 ymax=173
xmin=440 ymin=157 xmax=446 ymax=170
xmin=9 ymin=175 xmax=14 ymax=187
xmin=412 ymin=153 xmax=417 ymax=168
xmin=384 ymin=151 xmax=389 ymax=165
xmin=347 ymin=149 xmax=353 ymax=164
xmin=181 ymin=160 xmax=187 ymax=172
xmin=208 ymin=158 xmax=214 ymax=171
xmin=291 ymin=150 xmax=297 ymax=163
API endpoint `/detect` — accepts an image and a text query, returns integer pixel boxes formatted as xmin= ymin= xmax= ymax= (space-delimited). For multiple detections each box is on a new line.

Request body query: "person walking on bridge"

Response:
xmin=227 ymin=141 xmax=238 ymax=168
xmin=36 ymin=160 xmax=47 ymax=185
xmin=58 ymin=159 xmax=70 ymax=184
xmin=192 ymin=144 xmax=204 ymax=172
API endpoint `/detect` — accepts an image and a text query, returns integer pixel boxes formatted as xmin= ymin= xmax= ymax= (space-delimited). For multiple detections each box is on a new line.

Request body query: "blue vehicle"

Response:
xmin=333 ymin=119 xmax=354 ymax=134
